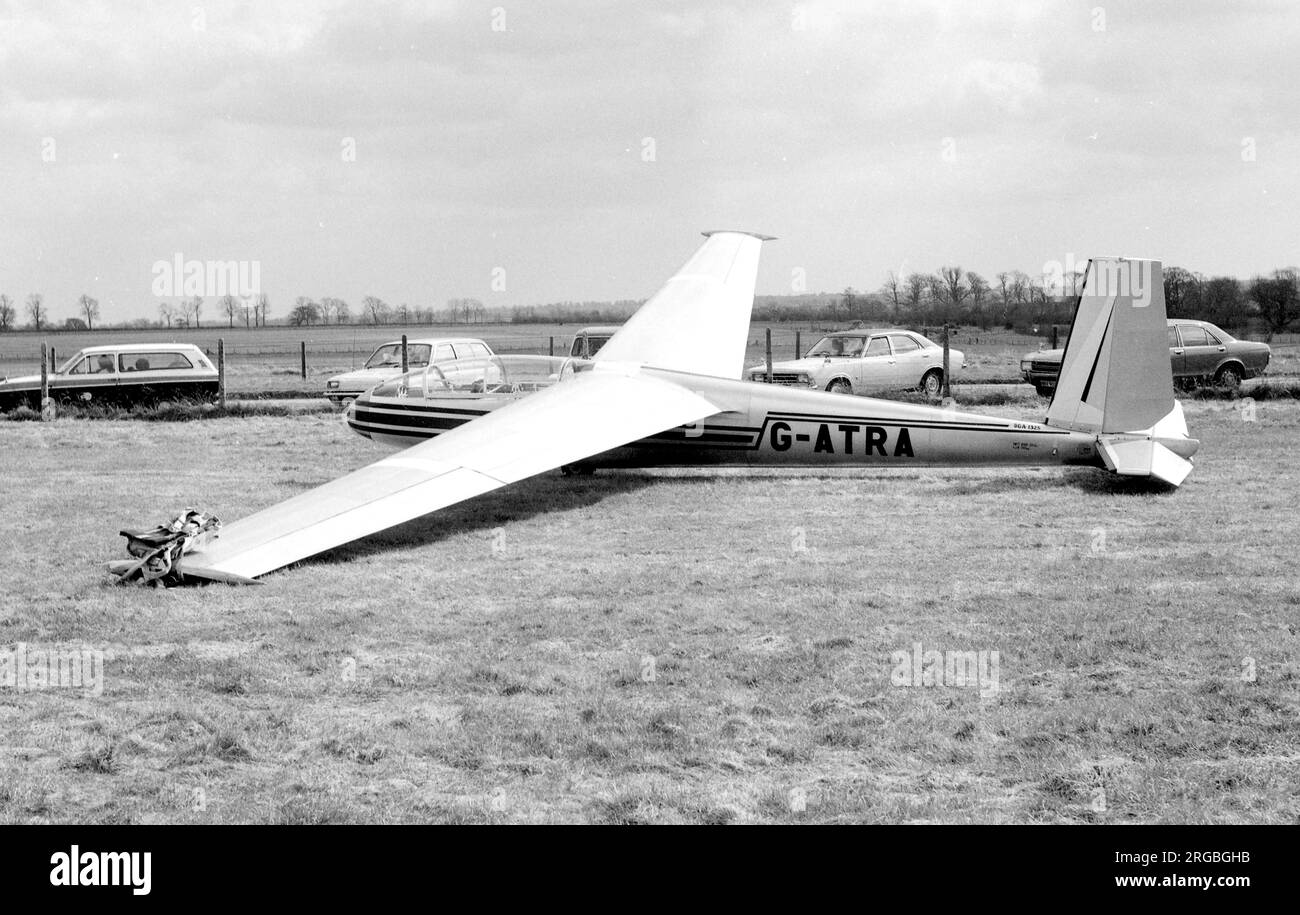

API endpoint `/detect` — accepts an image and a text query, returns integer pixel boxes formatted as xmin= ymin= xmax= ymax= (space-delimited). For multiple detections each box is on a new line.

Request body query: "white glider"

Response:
xmin=121 ymin=232 xmax=1195 ymax=583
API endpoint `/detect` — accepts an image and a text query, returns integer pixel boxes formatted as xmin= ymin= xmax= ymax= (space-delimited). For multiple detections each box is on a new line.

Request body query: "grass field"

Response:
xmin=0 ymin=396 xmax=1297 ymax=823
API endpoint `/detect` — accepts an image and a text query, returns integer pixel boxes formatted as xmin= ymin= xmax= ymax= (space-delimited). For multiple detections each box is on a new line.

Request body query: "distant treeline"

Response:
xmin=2 ymin=266 xmax=1297 ymax=338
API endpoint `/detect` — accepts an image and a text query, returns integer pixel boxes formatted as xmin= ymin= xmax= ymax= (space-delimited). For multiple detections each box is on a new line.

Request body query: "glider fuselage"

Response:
xmin=348 ymin=366 xmax=1106 ymax=472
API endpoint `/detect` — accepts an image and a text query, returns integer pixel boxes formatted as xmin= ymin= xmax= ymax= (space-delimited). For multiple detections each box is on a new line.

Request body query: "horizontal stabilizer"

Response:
xmin=1098 ymin=436 xmax=1194 ymax=487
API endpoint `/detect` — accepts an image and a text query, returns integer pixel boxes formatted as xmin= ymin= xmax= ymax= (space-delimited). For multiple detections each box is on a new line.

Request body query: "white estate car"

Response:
xmin=324 ymin=337 xmax=495 ymax=406
xmin=747 ymin=330 xmax=964 ymax=399
xmin=0 ymin=343 xmax=217 ymax=411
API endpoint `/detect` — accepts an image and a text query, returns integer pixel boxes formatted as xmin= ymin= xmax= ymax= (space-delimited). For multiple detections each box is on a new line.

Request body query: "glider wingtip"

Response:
xmin=701 ymin=229 xmax=777 ymax=241
xmin=184 ymin=565 xmax=265 ymax=586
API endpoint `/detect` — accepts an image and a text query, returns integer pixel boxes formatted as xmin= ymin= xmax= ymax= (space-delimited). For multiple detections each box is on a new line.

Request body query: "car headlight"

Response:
xmin=327 ymin=380 xmax=339 ymax=389
xmin=1020 ymin=360 xmax=1032 ymax=372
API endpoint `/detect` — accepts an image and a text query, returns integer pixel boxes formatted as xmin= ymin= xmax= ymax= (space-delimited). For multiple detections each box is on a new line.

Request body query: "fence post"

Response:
xmin=300 ymin=340 xmax=307 ymax=380
xmin=217 ymin=338 xmax=226 ymax=409
xmin=50 ymin=346 xmax=55 ymax=371
xmin=795 ymin=330 xmax=801 ymax=359
xmin=549 ymin=336 xmax=554 ymax=357
xmin=765 ymin=328 xmax=773 ymax=383
xmin=1051 ymin=325 xmax=1059 ymax=349
xmin=401 ymin=334 xmax=408 ymax=374
xmin=942 ymin=323 xmax=952 ymax=401
xmin=40 ymin=341 xmax=51 ymax=420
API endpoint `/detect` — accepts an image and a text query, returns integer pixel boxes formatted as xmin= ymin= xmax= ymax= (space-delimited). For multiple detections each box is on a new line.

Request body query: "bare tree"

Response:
xmin=938 ymin=266 xmax=969 ymax=322
xmin=158 ymin=301 xmax=173 ymax=328
xmin=904 ymin=273 xmax=927 ymax=320
xmin=185 ymin=295 xmax=204 ymax=328
xmin=290 ymin=297 xmax=321 ymax=326
xmin=254 ymin=294 xmax=270 ymax=327
xmin=362 ymin=296 xmax=390 ymax=324
xmin=1201 ymin=276 xmax=1247 ymax=331
xmin=1249 ymin=268 xmax=1299 ymax=340
xmin=0 ymin=294 xmax=14 ymax=330
xmin=1163 ymin=266 xmax=1202 ymax=318
xmin=26 ymin=293 xmax=46 ymax=330
xmin=77 ymin=293 xmax=101 ymax=330
xmin=880 ymin=272 xmax=903 ymax=321
xmin=220 ymin=294 xmax=239 ymax=327
xmin=965 ymin=272 xmax=989 ymax=327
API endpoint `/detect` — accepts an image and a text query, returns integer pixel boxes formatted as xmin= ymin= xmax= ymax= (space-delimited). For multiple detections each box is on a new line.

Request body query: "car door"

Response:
xmin=1175 ymin=325 xmax=1215 ymax=377
xmin=59 ymin=353 xmax=119 ymax=402
xmin=1201 ymin=325 xmax=1230 ymax=374
xmin=855 ymin=336 xmax=896 ymax=389
xmin=887 ymin=333 xmax=926 ymax=387
xmin=1168 ymin=325 xmax=1185 ymax=375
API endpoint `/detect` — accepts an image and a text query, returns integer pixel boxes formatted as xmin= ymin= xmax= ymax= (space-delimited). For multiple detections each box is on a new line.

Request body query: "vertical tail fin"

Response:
xmin=1046 ymin=257 xmax=1199 ymax=486
xmin=1047 ymin=257 xmax=1171 ymax=433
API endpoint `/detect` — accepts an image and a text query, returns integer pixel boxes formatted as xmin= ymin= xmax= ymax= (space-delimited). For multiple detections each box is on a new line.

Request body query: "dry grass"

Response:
xmin=0 ymin=397 xmax=1296 ymax=823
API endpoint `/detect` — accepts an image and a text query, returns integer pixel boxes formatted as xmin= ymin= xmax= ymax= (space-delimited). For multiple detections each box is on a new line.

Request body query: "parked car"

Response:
xmin=747 ymin=330 xmax=964 ymax=398
xmin=569 ymin=325 xmax=621 ymax=359
xmin=324 ymin=337 xmax=494 ymax=406
xmin=1021 ymin=319 xmax=1270 ymax=396
xmin=0 ymin=343 xmax=217 ymax=411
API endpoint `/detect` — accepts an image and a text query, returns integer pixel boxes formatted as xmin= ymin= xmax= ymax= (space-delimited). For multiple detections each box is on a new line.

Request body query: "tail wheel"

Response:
xmin=826 ymin=379 xmax=853 ymax=396
xmin=1214 ymin=364 xmax=1243 ymax=390
xmin=921 ymin=369 xmax=943 ymax=399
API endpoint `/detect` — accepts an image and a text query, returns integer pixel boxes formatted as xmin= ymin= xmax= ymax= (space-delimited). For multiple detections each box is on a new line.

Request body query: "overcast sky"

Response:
xmin=1 ymin=0 xmax=1297 ymax=324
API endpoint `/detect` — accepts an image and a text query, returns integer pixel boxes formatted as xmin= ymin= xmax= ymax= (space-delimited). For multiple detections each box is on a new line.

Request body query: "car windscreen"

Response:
xmin=364 ymin=343 xmax=431 ymax=369
xmin=807 ymin=336 xmax=866 ymax=357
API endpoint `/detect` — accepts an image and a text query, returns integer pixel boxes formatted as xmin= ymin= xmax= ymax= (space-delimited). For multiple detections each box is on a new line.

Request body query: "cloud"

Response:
xmin=0 ymin=0 xmax=1296 ymax=324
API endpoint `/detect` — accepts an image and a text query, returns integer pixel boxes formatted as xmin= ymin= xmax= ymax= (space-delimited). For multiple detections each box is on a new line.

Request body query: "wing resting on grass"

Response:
xmin=176 ymin=231 xmax=771 ymax=581
xmin=183 ymin=369 xmax=722 ymax=580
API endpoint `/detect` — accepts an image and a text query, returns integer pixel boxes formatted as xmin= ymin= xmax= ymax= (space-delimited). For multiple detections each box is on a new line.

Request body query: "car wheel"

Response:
xmin=1033 ymin=383 xmax=1054 ymax=398
xmin=921 ymin=369 xmax=943 ymax=399
xmin=826 ymin=378 xmax=853 ymax=396
xmin=1214 ymin=364 xmax=1242 ymax=390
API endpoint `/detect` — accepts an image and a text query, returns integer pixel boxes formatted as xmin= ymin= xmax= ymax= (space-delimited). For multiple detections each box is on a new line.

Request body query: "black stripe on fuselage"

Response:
xmin=356 ymin=399 xmax=491 ymax=416
xmin=765 ymin=411 xmax=1071 ymax=435
xmin=351 ymin=408 xmax=473 ymax=431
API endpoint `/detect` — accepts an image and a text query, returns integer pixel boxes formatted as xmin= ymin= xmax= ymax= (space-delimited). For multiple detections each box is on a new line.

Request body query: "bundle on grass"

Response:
xmin=109 ymin=509 xmax=221 ymax=588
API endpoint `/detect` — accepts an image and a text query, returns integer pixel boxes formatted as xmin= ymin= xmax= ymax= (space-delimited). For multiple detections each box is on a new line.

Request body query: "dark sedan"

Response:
xmin=1022 ymin=319 xmax=1270 ymax=396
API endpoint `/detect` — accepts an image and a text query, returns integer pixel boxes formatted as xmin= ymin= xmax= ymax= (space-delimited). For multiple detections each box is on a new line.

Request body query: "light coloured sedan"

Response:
xmin=324 ymin=337 xmax=495 ymax=406
xmin=748 ymin=330 xmax=964 ymax=398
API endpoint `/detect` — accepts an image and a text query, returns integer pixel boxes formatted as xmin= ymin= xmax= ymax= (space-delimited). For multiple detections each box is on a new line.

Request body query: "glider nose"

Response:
xmin=343 ymin=396 xmax=371 ymax=439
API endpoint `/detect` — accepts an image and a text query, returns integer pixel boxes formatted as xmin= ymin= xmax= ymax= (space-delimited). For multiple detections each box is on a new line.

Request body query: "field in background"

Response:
xmin=0 ymin=399 xmax=1296 ymax=823
xmin=4 ymin=324 xmax=1297 ymax=399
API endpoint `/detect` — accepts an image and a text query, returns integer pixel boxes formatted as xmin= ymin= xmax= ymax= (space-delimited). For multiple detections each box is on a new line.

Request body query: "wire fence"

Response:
xmin=2 ymin=324 xmax=1295 ymax=387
